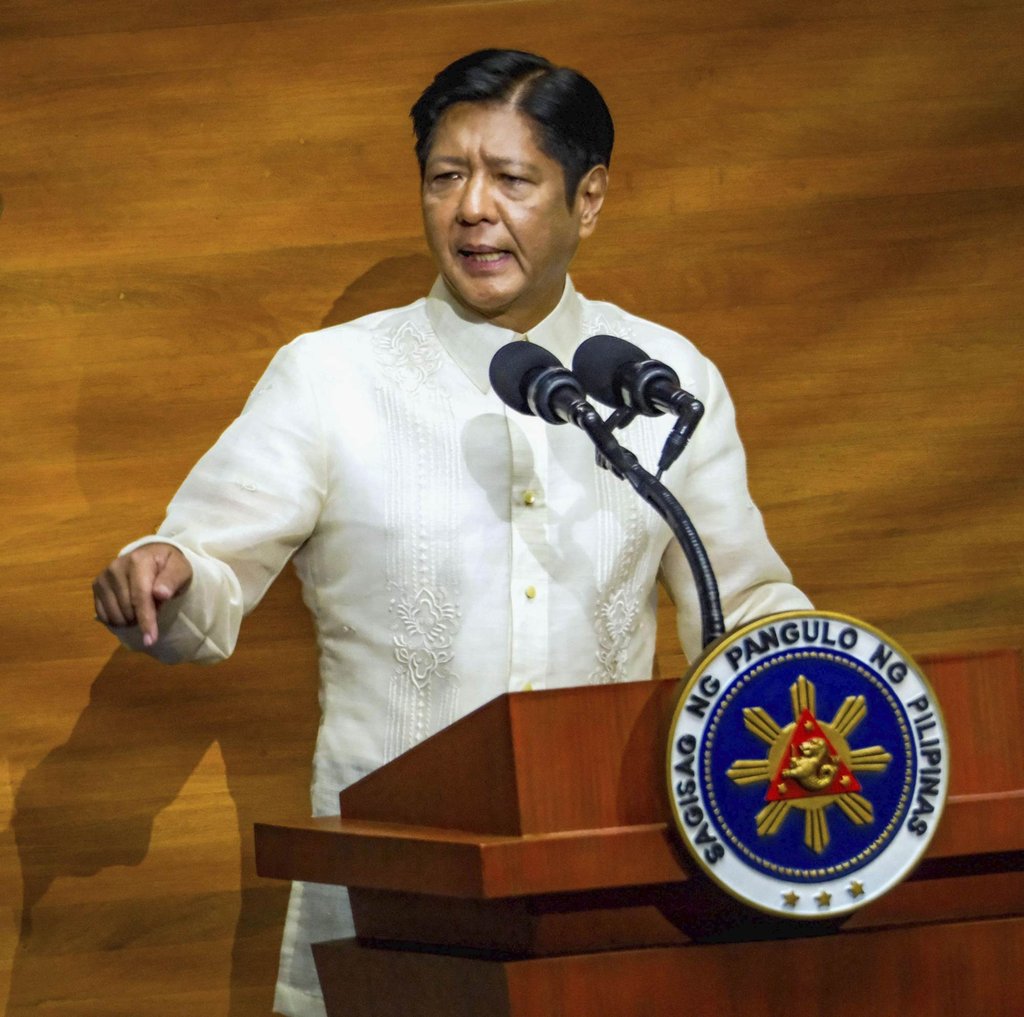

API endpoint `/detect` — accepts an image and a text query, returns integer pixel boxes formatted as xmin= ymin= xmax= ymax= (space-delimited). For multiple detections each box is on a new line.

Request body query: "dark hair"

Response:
xmin=410 ymin=49 xmax=614 ymax=206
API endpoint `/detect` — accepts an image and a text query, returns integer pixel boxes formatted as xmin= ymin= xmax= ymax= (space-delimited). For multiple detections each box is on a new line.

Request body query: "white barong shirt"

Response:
xmin=116 ymin=278 xmax=810 ymax=1015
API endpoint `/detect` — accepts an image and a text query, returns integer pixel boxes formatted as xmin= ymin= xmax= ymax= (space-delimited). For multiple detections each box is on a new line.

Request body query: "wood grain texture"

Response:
xmin=252 ymin=650 xmax=1022 ymax=976
xmin=312 ymin=918 xmax=1024 ymax=1017
xmin=2 ymin=0 xmax=1022 ymax=1013
xmin=337 ymin=680 xmax=679 ymax=835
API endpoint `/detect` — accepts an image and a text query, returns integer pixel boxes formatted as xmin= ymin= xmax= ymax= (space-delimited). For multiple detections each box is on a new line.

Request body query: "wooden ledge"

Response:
xmin=255 ymin=790 xmax=1024 ymax=899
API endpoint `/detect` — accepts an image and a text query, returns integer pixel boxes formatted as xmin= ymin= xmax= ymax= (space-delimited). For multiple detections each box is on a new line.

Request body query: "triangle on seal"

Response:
xmin=765 ymin=708 xmax=862 ymax=802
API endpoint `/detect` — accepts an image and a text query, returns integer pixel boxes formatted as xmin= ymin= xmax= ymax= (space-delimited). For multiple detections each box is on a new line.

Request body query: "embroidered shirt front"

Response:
xmin=115 ymin=277 xmax=809 ymax=1016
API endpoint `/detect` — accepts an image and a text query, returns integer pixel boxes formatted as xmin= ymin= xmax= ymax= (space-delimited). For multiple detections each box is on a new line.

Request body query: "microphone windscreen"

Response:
xmin=572 ymin=334 xmax=649 ymax=406
xmin=489 ymin=340 xmax=562 ymax=414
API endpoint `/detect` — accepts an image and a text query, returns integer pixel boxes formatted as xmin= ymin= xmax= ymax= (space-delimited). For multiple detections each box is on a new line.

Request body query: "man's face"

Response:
xmin=421 ymin=102 xmax=605 ymax=334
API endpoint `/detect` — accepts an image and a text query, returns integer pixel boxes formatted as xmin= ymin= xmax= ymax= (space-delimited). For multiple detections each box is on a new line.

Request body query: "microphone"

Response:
xmin=488 ymin=339 xmax=724 ymax=649
xmin=572 ymin=334 xmax=701 ymax=418
xmin=572 ymin=334 xmax=705 ymax=477
xmin=488 ymin=340 xmax=587 ymax=425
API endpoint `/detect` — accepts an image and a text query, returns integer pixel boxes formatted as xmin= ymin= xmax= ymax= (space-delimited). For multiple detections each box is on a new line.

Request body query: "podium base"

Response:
xmin=314 ymin=916 xmax=1024 ymax=1017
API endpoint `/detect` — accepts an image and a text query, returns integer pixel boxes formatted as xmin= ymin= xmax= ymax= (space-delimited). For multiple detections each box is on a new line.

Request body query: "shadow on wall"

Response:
xmin=7 ymin=252 xmax=437 ymax=1016
xmin=9 ymin=614 xmax=318 ymax=1015
xmin=318 ymin=253 xmax=436 ymax=329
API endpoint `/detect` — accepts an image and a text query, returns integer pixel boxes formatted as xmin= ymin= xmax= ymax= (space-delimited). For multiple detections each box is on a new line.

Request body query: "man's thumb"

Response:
xmin=152 ymin=550 xmax=192 ymax=602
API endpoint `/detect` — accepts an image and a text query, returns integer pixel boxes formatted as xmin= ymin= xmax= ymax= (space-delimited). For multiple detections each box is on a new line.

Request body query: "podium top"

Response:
xmin=340 ymin=679 xmax=681 ymax=836
xmin=256 ymin=650 xmax=1024 ymax=901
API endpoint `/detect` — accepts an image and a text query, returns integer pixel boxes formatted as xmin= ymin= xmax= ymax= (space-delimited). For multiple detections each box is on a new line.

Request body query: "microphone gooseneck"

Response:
xmin=489 ymin=340 xmax=724 ymax=648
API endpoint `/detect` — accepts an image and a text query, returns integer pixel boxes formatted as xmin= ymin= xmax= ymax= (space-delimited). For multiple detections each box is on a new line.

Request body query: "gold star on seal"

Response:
xmin=816 ymin=891 xmax=832 ymax=907
xmin=783 ymin=891 xmax=800 ymax=908
xmin=849 ymin=881 xmax=865 ymax=898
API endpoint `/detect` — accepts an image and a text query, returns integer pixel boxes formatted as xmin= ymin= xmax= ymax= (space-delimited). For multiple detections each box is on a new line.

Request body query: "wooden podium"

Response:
xmin=255 ymin=649 xmax=1024 ymax=1015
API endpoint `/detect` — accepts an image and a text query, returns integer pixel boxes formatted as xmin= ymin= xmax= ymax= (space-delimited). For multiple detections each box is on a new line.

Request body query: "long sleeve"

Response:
xmin=113 ymin=341 xmax=328 ymax=664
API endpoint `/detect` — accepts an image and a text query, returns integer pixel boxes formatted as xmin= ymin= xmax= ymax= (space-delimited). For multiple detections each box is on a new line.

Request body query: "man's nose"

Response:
xmin=457 ymin=175 xmax=497 ymax=224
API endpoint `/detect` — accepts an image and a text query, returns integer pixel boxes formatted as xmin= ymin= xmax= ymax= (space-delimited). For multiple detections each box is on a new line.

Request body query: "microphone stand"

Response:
xmin=568 ymin=401 xmax=725 ymax=650
xmin=489 ymin=340 xmax=724 ymax=650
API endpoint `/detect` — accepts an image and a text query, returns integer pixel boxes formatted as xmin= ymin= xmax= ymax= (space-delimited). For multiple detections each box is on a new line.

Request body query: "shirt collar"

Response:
xmin=425 ymin=276 xmax=583 ymax=393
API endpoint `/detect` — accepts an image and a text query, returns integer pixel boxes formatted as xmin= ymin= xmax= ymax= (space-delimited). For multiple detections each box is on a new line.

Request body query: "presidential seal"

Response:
xmin=666 ymin=610 xmax=948 ymax=919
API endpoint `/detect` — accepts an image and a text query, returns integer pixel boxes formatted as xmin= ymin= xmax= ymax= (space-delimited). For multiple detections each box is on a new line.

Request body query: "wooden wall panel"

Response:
xmin=1 ymin=1 xmax=1021 ymax=1013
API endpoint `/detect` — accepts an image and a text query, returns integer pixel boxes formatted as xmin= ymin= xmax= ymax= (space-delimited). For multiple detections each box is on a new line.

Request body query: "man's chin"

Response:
xmin=443 ymin=277 xmax=517 ymax=323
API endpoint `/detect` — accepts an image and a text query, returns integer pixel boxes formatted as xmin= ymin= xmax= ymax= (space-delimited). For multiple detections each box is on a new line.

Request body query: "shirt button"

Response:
xmin=525 ymin=586 xmax=537 ymax=600
xmin=523 ymin=490 xmax=537 ymax=506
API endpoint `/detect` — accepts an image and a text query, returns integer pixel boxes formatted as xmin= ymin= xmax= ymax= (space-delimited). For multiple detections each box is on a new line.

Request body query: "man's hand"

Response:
xmin=93 ymin=543 xmax=193 ymax=647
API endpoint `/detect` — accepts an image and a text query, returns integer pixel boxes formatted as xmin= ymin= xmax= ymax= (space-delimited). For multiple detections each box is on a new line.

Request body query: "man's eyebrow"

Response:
xmin=425 ymin=154 xmax=541 ymax=174
xmin=487 ymin=155 xmax=541 ymax=174
xmin=426 ymin=155 xmax=470 ymax=169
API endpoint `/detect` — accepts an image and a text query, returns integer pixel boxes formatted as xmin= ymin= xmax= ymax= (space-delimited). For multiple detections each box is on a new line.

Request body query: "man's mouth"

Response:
xmin=459 ymin=247 xmax=510 ymax=263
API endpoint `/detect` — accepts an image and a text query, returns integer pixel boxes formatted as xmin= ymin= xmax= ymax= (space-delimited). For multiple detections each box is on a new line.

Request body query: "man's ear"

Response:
xmin=575 ymin=165 xmax=608 ymax=239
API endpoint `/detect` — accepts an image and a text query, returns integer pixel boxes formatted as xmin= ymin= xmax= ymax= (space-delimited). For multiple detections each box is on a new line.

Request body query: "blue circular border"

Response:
xmin=699 ymin=648 xmax=916 ymax=882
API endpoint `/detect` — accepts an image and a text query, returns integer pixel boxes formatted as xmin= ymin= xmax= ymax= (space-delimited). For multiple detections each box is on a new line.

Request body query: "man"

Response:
xmin=93 ymin=49 xmax=810 ymax=1017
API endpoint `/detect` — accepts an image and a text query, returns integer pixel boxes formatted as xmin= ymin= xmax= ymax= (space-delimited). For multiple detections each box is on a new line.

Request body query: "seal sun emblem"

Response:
xmin=727 ymin=674 xmax=893 ymax=854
